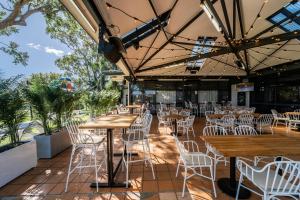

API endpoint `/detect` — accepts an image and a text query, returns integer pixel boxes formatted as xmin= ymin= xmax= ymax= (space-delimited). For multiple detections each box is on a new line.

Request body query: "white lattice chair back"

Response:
xmin=203 ymin=125 xmax=228 ymax=136
xmin=238 ymin=114 xmax=254 ymax=125
xmin=237 ymin=159 xmax=300 ymax=198
xmin=234 ymin=125 xmax=258 ymax=136
xmin=258 ymin=114 xmax=273 ymax=126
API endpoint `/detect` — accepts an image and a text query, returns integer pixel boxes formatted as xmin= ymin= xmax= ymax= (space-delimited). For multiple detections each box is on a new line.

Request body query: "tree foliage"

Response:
xmin=0 ymin=0 xmax=63 ymax=65
xmin=46 ymin=9 xmax=121 ymax=114
xmin=0 ymin=75 xmax=26 ymax=145
xmin=23 ymin=73 xmax=80 ymax=134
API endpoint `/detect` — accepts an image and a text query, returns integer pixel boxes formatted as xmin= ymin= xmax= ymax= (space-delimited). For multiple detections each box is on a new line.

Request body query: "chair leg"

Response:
xmin=176 ymin=160 xmax=180 ymax=177
xmin=235 ymin=173 xmax=243 ymax=200
xmin=126 ymin=150 xmax=129 ymax=188
xmin=65 ymin=147 xmax=75 ymax=192
xmin=93 ymin=147 xmax=99 ymax=192
xmin=210 ymin=166 xmax=217 ymax=198
xmin=79 ymin=149 xmax=84 ymax=174
xmin=182 ymin=167 xmax=187 ymax=197
xmin=145 ymin=140 xmax=155 ymax=179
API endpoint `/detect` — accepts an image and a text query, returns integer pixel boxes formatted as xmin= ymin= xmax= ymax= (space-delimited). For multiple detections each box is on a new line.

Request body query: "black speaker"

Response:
xmin=98 ymin=39 xmax=122 ymax=63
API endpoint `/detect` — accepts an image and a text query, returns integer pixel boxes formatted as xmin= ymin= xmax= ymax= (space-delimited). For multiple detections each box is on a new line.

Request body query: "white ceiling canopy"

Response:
xmin=61 ymin=0 xmax=300 ymax=79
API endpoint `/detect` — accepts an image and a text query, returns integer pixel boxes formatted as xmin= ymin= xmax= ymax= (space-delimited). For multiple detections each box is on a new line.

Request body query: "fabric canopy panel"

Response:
xmin=61 ymin=0 xmax=300 ymax=78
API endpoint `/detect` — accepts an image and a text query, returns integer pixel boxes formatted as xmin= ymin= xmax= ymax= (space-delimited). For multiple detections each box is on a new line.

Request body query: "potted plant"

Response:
xmin=23 ymin=74 xmax=79 ymax=159
xmin=0 ymin=76 xmax=37 ymax=187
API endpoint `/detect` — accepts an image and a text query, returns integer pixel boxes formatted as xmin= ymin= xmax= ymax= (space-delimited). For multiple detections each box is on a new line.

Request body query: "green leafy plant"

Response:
xmin=23 ymin=73 xmax=81 ymax=134
xmin=23 ymin=80 xmax=52 ymax=135
xmin=0 ymin=75 xmax=27 ymax=146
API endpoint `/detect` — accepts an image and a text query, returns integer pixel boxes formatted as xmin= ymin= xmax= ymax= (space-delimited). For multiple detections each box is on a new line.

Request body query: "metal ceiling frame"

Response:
xmin=136 ymin=31 xmax=300 ymax=73
xmin=134 ymin=0 xmax=218 ymax=72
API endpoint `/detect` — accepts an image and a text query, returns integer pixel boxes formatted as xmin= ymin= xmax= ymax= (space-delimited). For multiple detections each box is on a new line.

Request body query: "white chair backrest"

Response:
xmin=234 ymin=125 xmax=258 ymax=135
xmin=238 ymin=114 xmax=254 ymax=125
xmin=66 ymin=120 xmax=86 ymax=145
xmin=294 ymin=109 xmax=300 ymax=112
xmin=203 ymin=125 xmax=227 ymax=136
xmin=271 ymin=109 xmax=278 ymax=118
xmin=221 ymin=114 xmax=235 ymax=124
xmin=237 ymin=160 xmax=300 ymax=195
xmin=258 ymin=114 xmax=273 ymax=125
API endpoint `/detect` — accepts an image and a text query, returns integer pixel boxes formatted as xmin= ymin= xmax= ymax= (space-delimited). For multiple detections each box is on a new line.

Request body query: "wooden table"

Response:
xmin=126 ymin=105 xmax=142 ymax=114
xmin=201 ymin=135 xmax=300 ymax=199
xmin=79 ymin=114 xmax=138 ymax=188
xmin=162 ymin=114 xmax=186 ymax=136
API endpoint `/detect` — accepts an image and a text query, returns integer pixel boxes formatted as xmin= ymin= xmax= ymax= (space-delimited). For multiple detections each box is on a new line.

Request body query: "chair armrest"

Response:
xmin=182 ymin=140 xmax=200 ymax=152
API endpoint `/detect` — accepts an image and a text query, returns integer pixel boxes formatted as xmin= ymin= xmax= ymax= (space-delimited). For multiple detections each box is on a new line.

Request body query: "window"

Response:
xmin=267 ymin=1 xmax=300 ymax=33
xmin=186 ymin=37 xmax=215 ymax=69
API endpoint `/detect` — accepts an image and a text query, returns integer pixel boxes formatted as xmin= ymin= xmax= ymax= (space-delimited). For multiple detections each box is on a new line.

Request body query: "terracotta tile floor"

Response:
xmin=0 ymin=117 xmax=298 ymax=200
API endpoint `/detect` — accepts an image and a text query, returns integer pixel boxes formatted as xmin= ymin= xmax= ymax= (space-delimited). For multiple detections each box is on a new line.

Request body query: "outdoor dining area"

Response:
xmin=0 ymin=101 xmax=300 ymax=200
xmin=1 ymin=0 xmax=300 ymax=199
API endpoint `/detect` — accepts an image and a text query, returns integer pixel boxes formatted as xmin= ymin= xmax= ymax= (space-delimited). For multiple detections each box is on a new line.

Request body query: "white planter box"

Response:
xmin=34 ymin=128 xmax=71 ymax=159
xmin=0 ymin=140 xmax=37 ymax=188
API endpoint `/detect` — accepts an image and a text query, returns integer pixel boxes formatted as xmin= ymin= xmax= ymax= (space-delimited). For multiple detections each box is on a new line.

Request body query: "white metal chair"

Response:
xmin=271 ymin=109 xmax=288 ymax=128
xmin=122 ymin=114 xmax=155 ymax=187
xmin=236 ymin=159 xmax=300 ymax=200
xmin=294 ymin=109 xmax=300 ymax=112
xmin=65 ymin=120 xmax=106 ymax=192
xmin=234 ymin=125 xmax=258 ymax=136
xmin=205 ymin=111 xmax=216 ymax=126
xmin=255 ymin=114 xmax=273 ymax=134
xmin=287 ymin=112 xmax=300 ymax=133
xmin=203 ymin=125 xmax=228 ymax=180
xmin=186 ymin=115 xmax=196 ymax=138
xmin=117 ymin=104 xmax=129 ymax=114
xmin=236 ymin=114 xmax=254 ymax=126
xmin=216 ymin=114 xmax=236 ymax=133
xmin=157 ymin=111 xmax=173 ymax=133
xmin=174 ymin=136 xmax=216 ymax=198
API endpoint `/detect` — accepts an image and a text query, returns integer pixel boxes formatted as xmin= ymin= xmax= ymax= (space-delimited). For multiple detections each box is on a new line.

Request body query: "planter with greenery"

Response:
xmin=0 ymin=76 xmax=37 ymax=187
xmin=23 ymin=73 xmax=79 ymax=159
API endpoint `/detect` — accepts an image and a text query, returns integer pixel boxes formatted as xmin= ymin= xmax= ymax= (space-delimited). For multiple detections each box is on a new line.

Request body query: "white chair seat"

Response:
xmin=184 ymin=153 xmax=212 ymax=166
xmin=240 ymin=166 xmax=293 ymax=191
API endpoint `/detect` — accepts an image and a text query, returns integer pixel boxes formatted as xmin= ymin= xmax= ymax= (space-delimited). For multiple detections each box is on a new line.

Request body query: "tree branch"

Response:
xmin=0 ymin=0 xmax=29 ymax=30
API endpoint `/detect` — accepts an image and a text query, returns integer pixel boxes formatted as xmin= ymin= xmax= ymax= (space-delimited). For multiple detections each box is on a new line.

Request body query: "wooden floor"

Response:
xmin=0 ymin=117 xmax=298 ymax=200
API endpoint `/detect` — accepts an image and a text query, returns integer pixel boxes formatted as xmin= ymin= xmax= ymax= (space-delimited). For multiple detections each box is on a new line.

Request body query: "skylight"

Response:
xmin=186 ymin=37 xmax=215 ymax=69
xmin=267 ymin=1 xmax=300 ymax=33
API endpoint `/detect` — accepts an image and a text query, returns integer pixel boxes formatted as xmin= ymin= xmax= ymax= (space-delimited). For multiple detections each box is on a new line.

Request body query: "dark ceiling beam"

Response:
xmin=136 ymin=31 xmax=300 ymax=73
xmin=172 ymin=42 xmax=238 ymax=69
xmin=126 ymin=75 xmax=235 ymax=80
xmin=204 ymin=0 xmax=246 ymax=69
xmin=220 ymin=0 xmax=232 ymax=38
xmin=137 ymin=31 xmax=160 ymax=67
xmin=232 ymin=0 xmax=236 ymax=38
xmin=250 ymin=40 xmax=289 ymax=71
xmin=82 ymin=0 xmax=135 ymax=79
xmin=171 ymin=41 xmax=227 ymax=49
xmin=134 ymin=0 xmax=218 ymax=73
xmin=148 ymin=0 xmax=169 ymax=39
xmin=250 ymin=10 xmax=300 ymax=40
xmin=236 ymin=0 xmax=250 ymax=73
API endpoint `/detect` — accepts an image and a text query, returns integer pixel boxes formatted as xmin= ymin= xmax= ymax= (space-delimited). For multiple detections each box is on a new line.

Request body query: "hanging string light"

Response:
xmin=244 ymin=0 xmax=268 ymax=37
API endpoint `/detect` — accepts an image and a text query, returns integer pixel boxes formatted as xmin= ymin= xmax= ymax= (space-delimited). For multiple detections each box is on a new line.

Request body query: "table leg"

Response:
xmin=217 ymin=157 xmax=251 ymax=199
xmin=90 ymin=128 xmax=129 ymax=188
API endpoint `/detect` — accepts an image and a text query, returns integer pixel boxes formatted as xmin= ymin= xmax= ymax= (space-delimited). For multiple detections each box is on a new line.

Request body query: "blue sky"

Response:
xmin=0 ymin=13 xmax=71 ymax=78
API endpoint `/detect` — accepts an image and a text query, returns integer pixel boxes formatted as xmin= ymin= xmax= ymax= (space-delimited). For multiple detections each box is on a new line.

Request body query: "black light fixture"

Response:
xmin=186 ymin=65 xmax=201 ymax=74
xmin=98 ymin=24 xmax=125 ymax=63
